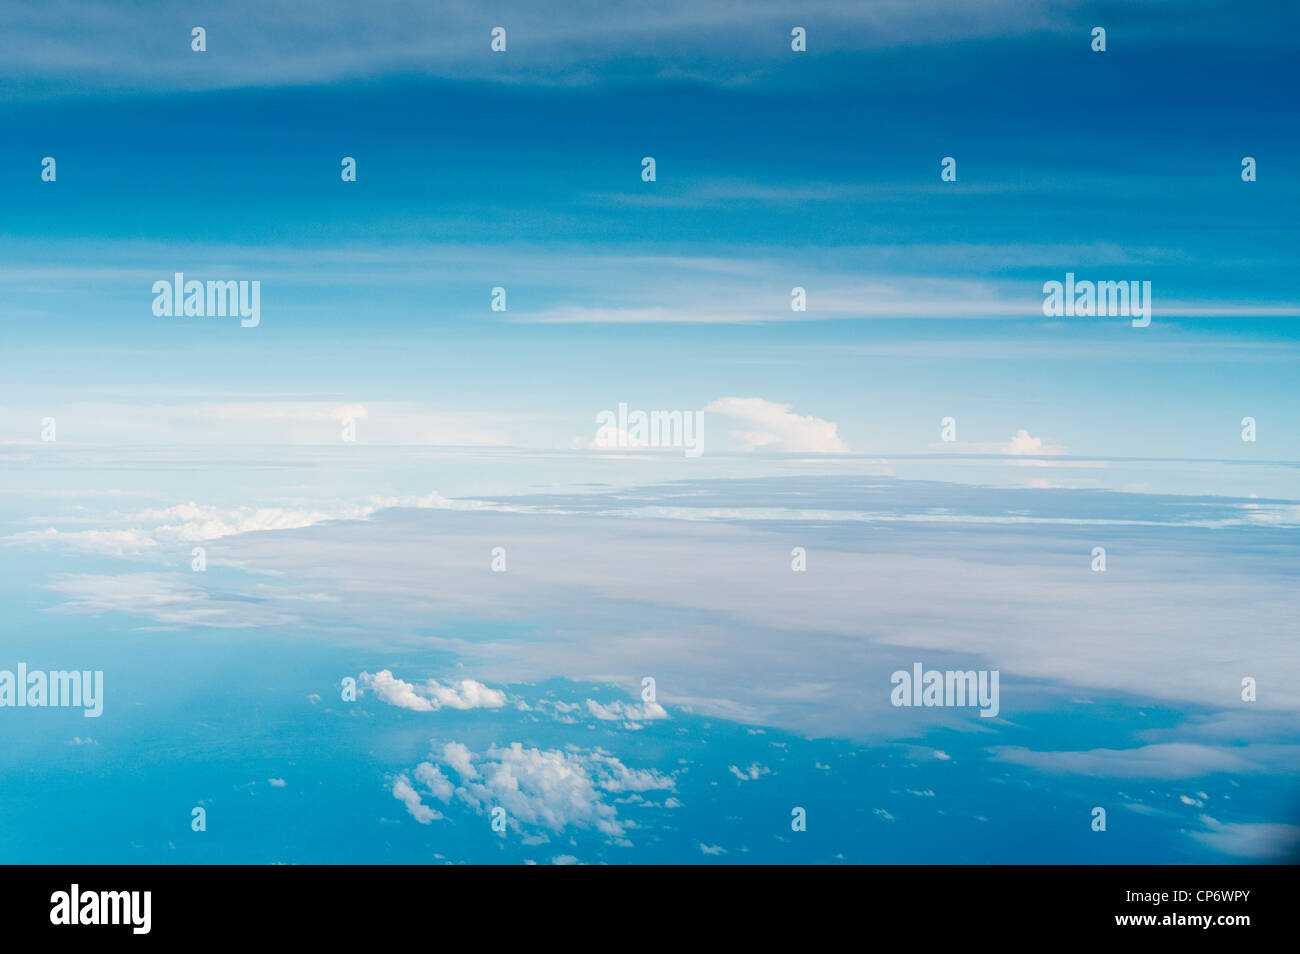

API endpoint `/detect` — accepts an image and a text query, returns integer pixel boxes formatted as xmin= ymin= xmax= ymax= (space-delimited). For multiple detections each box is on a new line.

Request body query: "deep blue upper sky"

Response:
xmin=2 ymin=3 xmax=1296 ymax=468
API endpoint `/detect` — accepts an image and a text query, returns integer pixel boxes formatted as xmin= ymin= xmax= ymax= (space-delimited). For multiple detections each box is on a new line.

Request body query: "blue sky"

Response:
xmin=3 ymin=0 xmax=1299 ymax=460
xmin=1 ymin=0 xmax=1297 ymax=863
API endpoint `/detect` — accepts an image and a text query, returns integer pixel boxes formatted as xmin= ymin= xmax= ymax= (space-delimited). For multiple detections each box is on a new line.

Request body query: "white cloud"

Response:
xmin=414 ymin=762 xmax=455 ymax=803
xmin=3 ymin=527 xmax=159 ymax=556
xmin=421 ymin=741 xmax=674 ymax=838
xmin=41 ymin=573 xmax=299 ymax=628
xmin=141 ymin=501 xmax=375 ymax=542
xmin=992 ymin=743 xmax=1265 ymax=779
xmin=0 ymin=1 xmax=1076 ymax=93
xmin=513 ymin=276 xmax=1066 ymax=325
xmin=584 ymin=698 xmax=669 ymax=724
xmin=440 ymin=742 xmax=479 ymax=780
xmin=930 ymin=429 xmax=1068 ymax=456
xmin=728 ymin=762 xmax=771 ymax=782
xmin=589 ymin=425 xmax=648 ymax=450
xmin=0 ymin=401 xmax=516 ymax=447
xmin=360 ymin=670 xmax=507 ymax=712
xmin=1001 ymin=429 xmax=1066 ymax=456
xmin=1189 ymin=818 xmax=1300 ymax=860
xmin=2 ymin=490 xmax=510 ymax=558
xmin=360 ymin=670 xmax=431 ymax=711
xmin=27 ymin=474 xmax=1300 ymax=743
xmin=703 ymin=397 xmax=849 ymax=453
xmin=699 ymin=843 xmax=727 ymax=855
xmin=268 ymin=778 xmax=287 ymax=788
xmin=392 ymin=775 xmax=442 ymax=824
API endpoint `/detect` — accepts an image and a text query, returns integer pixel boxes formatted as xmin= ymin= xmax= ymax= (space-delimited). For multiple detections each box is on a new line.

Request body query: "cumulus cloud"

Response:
xmin=531 ymin=696 xmax=669 ymax=729
xmin=1001 ymin=429 xmax=1066 ymax=456
xmin=414 ymin=762 xmax=455 ymax=803
xmin=728 ymin=762 xmax=771 ymax=782
xmin=410 ymin=740 xmax=674 ymax=839
xmin=392 ymin=774 xmax=442 ymax=824
xmin=439 ymin=742 xmax=479 ymax=781
xmin=703 ymin=397 xmax=849 ymax=453
xmin=584 ymin=698 xmax=669 ymax=725
xmin=360 ymin=670 xmax=507 ymax=712
xmin=929 ymin=429 xmax=1068 ymax=456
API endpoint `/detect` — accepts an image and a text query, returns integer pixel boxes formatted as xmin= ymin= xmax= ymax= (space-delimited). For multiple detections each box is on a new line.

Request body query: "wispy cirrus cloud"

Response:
xmin=0 ymin=0 xmax=1082 ymax=93
xmin=991 ymin=743 xmax=1300 ymax=779
xmin=1187 ymin=817 xmax=1300 ymax=860
xmin=40 ymin=573 xmax=301 ymax=628
xmin=0 ymin=402 xmax=520 ymax=447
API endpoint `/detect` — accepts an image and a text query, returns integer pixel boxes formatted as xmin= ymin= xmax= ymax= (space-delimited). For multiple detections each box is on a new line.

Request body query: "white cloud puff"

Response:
xmin=930 ymin=430 xmax=1067 ymax=456
xmin=703 ymin=397 xmax=849 ymax=453
xmin=1001 ymin=429 xmax=1066 ymax=456
xmin=360 ymin=670 xmax=507 ymax=712
xmin=584 ymin=698 xmax=669 ymax=723
xmin=416 ymin=741 xmax=674 ymax=838
xmin=728 ymin=762 xmax=771 ymax=782
xmin=392 ymin=774 xmax=442 ymax=824
xmin=414 ymin=762 xmax=455 ymax=803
